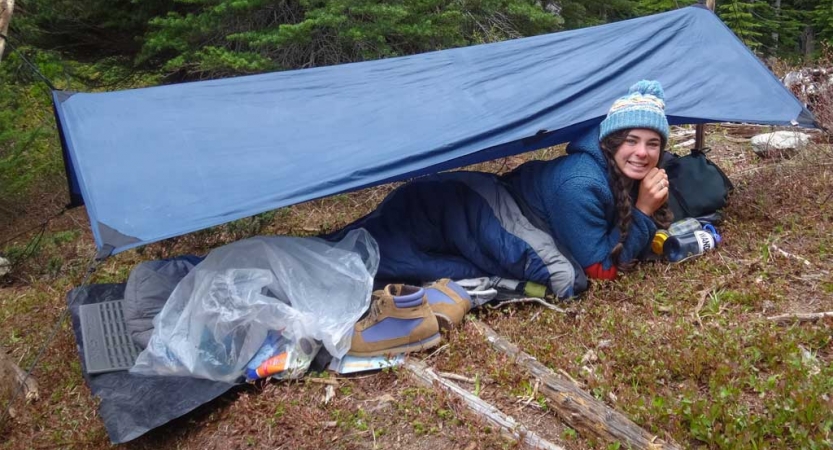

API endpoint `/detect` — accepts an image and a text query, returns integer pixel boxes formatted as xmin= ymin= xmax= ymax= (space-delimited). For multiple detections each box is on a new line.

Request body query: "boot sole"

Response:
xmin=346 ymin=333 xmax=442 ymax=357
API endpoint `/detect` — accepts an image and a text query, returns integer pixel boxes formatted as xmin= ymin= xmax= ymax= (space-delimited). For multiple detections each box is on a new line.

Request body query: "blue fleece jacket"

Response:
xmin=503 ymin=126 xmax=657 ymax=271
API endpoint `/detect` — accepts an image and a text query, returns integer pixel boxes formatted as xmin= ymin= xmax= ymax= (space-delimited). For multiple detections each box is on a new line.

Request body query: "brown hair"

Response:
xmin=599 ymin=129 xmax=673 ymax=268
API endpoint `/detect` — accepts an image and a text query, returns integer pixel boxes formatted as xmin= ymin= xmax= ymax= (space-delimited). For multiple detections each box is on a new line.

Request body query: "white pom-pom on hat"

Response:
xmin=628 ymin=79 xmax=665 ymax=101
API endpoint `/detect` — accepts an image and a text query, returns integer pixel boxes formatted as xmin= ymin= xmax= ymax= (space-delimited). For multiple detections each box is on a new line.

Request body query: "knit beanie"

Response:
xmin=599 ymin=80 xmax=670 ymax=143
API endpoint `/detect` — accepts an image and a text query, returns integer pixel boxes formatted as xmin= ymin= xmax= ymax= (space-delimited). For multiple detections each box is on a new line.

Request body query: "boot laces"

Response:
xmin=366 ymin=296 xmax=383 ymax=322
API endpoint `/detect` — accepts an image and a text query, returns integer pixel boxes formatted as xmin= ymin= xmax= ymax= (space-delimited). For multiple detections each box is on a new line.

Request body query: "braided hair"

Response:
xmin=599 ymin=129 xmax=673 ymax=268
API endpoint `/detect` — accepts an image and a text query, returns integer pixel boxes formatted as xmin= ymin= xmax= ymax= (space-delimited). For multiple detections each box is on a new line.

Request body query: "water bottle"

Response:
xmin=663 ymin=228 xmax=720 ymax=262
xmin=651 ymin=230 xmax=669 ymax=255
xmin=668 ymin=217 xmax=703 ymax=236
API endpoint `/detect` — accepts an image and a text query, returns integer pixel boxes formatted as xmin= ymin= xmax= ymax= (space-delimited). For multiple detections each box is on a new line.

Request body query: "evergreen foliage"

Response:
xmin=139 ymin=0 xmax=563 ymax=78
xmin=0 ymin=48 xmax=64 ymax=210
xmin=556 ymin=0 xmax=640 ymax=28
xmin=813 ymin=0 xmax=833 ymax=42
xmin=718 ymin=0 xmax=768 ymax=49
xmin=634 ymin=0 xmax=699 ymax=15
xmin=12 ymin=0 xmax=178 ymax=59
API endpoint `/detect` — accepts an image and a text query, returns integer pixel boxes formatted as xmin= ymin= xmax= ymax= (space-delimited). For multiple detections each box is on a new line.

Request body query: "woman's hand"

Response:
xmin=635 ymin=167 xmax=669 ymax=216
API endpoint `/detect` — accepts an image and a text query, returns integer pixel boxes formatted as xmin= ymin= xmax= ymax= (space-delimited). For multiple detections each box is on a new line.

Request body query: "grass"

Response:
xmin=0 ymin=122 xmax=832 ymax=448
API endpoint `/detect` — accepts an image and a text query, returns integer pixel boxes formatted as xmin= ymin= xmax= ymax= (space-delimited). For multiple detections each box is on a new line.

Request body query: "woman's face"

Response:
xmin=613 ymin=129 xmax=662 ymax=180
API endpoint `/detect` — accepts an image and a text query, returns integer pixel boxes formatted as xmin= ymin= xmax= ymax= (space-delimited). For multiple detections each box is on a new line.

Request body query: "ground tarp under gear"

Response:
xmin=52 ymin=6 xmax=815 ymax=257
xmin=69 ymin=284 xmax=235 ymax=444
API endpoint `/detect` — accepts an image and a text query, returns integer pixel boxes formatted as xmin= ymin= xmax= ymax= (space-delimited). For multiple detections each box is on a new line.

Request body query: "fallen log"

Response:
xmin=471 ymin=319 xmax=681 ymax=450
xmin=404 ymin=358 xmax=564 ymax=450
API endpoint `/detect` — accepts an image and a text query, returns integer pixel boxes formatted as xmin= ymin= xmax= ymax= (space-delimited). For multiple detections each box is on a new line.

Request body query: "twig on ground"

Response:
xmin=438 ymin=372 xmax=477 ymax=384
xmin=766 ymin=311 xmax=833 ymax=324
xmin=770 ymin=244 xmax=813 ymax=267
xmin=693 ymin=285 xmax=719 ymax=328
xmin=305 ymin=377 xmax=340 ymax=386
xmin=723 ymin=136 xmax=750 ymax=144
xmin=518 ymin=379 xmax=541 ymax=410
xmin=557 ymin=369 xmax=583 ymax=388
xmin=820 ymin=189 xmax=833 ymax=206
xmin=693 ymin=256 xmax=763 ymax=327
xmin=423 ymin=343 xmax=448 ymax=361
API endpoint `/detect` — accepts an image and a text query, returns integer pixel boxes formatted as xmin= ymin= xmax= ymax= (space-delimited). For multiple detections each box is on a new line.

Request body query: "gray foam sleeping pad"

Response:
xmin=123 ymin=255 xmax=204 ymax=349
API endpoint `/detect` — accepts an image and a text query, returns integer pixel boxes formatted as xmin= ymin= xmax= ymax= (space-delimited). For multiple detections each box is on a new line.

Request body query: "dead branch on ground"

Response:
xmin=404 ymin=358 xmax=564 ymax=450
xmin=766 ymin=311 xmax=833 ymax=324
xmin=471 ymin=319 xmax=682 ymax=450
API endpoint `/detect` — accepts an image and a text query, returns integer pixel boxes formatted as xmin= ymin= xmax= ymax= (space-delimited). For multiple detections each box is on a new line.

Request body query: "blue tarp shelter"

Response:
xmin=52 ymin=5 xmax=816 ymax=257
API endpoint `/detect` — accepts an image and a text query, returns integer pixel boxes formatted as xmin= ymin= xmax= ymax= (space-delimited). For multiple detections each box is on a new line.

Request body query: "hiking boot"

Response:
xmin=347 ymin=285 xmax=441 ymax=357
xmin=424 ymin=279 xmax=472 ymax=330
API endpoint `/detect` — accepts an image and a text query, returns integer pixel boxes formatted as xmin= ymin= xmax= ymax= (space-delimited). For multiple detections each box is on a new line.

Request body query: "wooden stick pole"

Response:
xmin=694 ymin=0 xmax=716 ymax=151
xmin=471 ymin=319 xmax=682 ymax=450
xmin=404 ymin=358 xmax=565 ymax=450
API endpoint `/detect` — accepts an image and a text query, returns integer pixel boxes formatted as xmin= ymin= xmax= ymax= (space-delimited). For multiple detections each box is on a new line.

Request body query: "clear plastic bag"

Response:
xmin=130 ymin=229 xmax=378 ymax=383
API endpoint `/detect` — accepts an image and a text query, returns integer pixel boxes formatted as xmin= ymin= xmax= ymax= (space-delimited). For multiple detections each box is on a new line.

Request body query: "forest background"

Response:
xmin=2 ymin=0 xmax=833 ymax=217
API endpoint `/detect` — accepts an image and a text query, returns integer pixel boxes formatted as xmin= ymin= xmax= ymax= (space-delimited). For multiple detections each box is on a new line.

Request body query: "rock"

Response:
xmin=750 ymin=131 xmax=811 ymax=157
xmin=0 ymin=256 xmax=9 ymax=277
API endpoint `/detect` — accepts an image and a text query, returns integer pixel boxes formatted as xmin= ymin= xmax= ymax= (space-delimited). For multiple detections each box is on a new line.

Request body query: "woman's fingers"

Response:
xmin=636 ymin=168 xmax=669 ymax=216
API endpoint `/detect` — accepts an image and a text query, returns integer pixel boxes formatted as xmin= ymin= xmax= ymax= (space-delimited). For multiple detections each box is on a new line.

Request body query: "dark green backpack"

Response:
xmin=662 ymin=148 xmax=734 ymax=222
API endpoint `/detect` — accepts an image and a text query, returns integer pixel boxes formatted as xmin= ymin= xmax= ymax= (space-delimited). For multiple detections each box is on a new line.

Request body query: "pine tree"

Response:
xmin=718 ymin=0 xmax=769 ymax=50
xmin=812 ymin=0 xmax=833 ymax=43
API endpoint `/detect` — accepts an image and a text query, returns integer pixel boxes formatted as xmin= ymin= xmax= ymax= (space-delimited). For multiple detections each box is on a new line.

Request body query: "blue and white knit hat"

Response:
xmin=599 ymin=80 xmax=670 ymax=142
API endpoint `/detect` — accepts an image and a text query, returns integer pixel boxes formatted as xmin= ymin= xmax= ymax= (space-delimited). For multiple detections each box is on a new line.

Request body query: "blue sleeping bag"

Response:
xmin=331 ymin=171 xmax=586 ymax=298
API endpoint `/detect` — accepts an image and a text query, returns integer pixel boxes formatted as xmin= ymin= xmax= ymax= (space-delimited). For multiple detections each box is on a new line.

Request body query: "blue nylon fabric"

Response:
xmin=52 ymin=6 xmax=815 ymax=254
xmin=330 ymin=172 xmax=557 ymax=290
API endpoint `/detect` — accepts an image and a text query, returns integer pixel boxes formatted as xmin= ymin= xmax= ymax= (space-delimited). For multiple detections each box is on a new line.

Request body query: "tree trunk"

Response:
xmin=0 ymin=0 xmax=14 ymax=63
xmin=801 ymin=24 xmax=815 ymax=62
xmin=772 ymin=0 xmax=780 ymax=54
xmin=695 ymin=0 xmax=715 ymax=151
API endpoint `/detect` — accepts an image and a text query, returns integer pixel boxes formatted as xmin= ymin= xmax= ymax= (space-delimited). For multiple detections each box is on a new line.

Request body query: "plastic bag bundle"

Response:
xmin=130 ymin=229 xmax=378 ymax=383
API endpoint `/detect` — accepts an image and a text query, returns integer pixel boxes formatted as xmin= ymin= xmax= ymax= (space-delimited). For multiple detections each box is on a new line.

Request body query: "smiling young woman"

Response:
xmin=333 ymin=80 xmax=674 ymax=297
xmin=504 ymin=79 xmax=673 ymax=279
